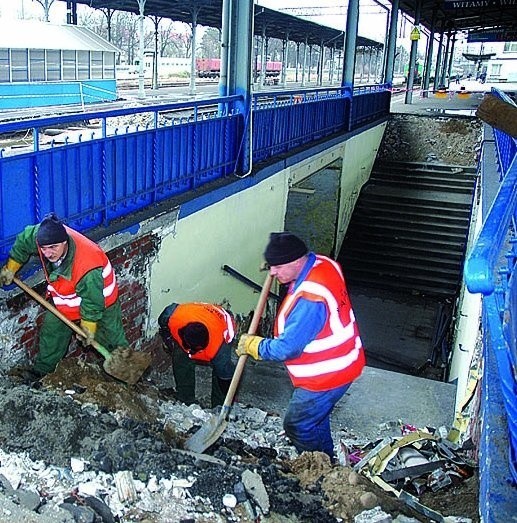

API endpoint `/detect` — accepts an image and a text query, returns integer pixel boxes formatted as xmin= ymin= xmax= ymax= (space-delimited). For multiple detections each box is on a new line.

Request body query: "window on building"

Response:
xmin=46 ymin=50 xmax=61 ymax=81
xmin=77 ymin=50 xmax=90 ymax=79
xmin=29 ymin=49 xmax=45 ymax=81
xmin=11 ymin=49 xmax=28 ymax=82
xmin=63 ymin=50 xmax=76 ymax=80
xmin=0 ymin=48 xmax=9 ymax=82
xmin=503 ymin=42 xmax=517 ymax=52
xmin=490 ymin=64 xmax=502 ymax=76
xmin=91 ymin=51 xmax=103 ymax=78
xmin=103 ymin=52 xmax=115 ymax=79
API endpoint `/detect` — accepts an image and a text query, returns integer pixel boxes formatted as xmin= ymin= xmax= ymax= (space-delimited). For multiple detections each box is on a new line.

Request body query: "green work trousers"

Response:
xmin=172 ymin=346 xmax=228 ymax=408
xmin=34 ymin=300 xmax=128 ymax=374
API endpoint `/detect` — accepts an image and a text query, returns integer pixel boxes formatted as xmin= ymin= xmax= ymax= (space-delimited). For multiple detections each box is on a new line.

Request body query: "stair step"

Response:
xmin=368 ymin=178 xmax=475 ymax=194
xmin=373 ymin=160 xmax=477 ymax=175
xmin=341 ymin=255 xmax=462 ymax=278
xmin=372 ymin=167 xmax=477 ymax=183
xmin=362 ymin=185 xmax=473 ymax=208
xmin=345 ymin=238 xmax=464 ymax=260
xmin=343 ymin=246 xmax=464 ymax=267
xmin=346 ymin=218 xmax=468 ymax=237
xmin=343 ymin=273 xmax=458 ymax=298
xmin=341 ymin=265 xmax=460 ymax=293
xmin=353 ymin=204 xmax=470 ymax=227
xmin=355 ymin=197 xmax=471 ymax=218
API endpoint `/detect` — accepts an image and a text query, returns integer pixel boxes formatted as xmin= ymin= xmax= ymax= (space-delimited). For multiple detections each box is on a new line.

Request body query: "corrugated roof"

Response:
xmin=0 ymin=19 xmax=120 ymax=53
xmin=58 ymin=0 xmax=384 ymax=49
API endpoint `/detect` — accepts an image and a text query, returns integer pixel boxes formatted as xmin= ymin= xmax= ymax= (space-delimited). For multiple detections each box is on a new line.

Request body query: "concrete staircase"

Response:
xmin=338 ymin=160 xmax=478 ymax=299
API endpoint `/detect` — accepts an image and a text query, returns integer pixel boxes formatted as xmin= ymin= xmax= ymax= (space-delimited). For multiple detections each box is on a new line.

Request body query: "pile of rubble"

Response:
xmin=0 ymin=358 xmax=479 ymax=522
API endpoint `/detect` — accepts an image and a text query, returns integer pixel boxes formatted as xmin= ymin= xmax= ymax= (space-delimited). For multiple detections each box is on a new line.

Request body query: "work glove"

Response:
xmin=0 ymin=258 xmax=22 ymax=287
xmin=236 ymin=334 xmax=263 ymax=360
xmin=79 ymin=320 xmax=97 ymax=347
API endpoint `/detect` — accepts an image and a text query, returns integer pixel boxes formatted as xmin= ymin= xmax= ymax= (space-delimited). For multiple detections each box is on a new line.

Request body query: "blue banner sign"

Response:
xmin=468 ymin=28 xmax=517 ymax=42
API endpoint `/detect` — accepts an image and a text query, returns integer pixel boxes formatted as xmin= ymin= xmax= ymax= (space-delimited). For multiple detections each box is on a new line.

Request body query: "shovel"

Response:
xmin=184 ymin=272 xmax=273 ymax=453
xmin=13 ymin=276 xmax=151 ymax=385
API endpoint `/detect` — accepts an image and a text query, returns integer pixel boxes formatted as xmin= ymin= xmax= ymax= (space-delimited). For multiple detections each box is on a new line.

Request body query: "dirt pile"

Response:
xmin=378 ymin=114 xmax=482 ymax=165
xmin=0 ymin=357 xmax=479 ymax=522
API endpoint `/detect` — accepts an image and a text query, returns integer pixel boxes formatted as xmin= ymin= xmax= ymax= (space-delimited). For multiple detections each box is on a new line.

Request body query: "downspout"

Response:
xmin=189 ymin=8 xmax=199 ymax=96
xmin=137 ymin=0 xmax=146 ymax=100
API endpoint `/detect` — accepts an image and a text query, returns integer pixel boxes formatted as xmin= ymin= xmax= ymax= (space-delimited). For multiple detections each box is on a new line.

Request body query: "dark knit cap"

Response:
xmin=179 ymin=322 xmax=209 ymax=352
xmin=36 ymin=213 xmax=68 ymax=246
xmin=264 ymin=232 xmax=308 ymax=266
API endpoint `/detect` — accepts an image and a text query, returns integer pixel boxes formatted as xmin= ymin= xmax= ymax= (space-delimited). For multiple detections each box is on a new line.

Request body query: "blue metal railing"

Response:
xmin=0 ymin=86 xmax=391 ymax=257
xmin=0 ymin=96 xmax=243 ymax=256
xmin=464 ymin=88 xmax=517 ymax=501
xmin=251 ymin=84 xmax=391 ymax=164
xmin=351 ymin=83 xmax=392 ymax=129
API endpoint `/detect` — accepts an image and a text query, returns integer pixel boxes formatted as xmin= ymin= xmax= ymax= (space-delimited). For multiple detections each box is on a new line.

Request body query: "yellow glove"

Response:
xmin=236 ymin=334 xmax=263 ymax=360
xmin=0 ymin=258 xmax=22 ymax=287
xmin=79 ymin=320 xmax=97 ymax=347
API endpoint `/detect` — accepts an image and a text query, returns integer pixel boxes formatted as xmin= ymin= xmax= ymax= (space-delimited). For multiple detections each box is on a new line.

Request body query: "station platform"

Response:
xmin=391 ymin=80 xmax=517 ymax=116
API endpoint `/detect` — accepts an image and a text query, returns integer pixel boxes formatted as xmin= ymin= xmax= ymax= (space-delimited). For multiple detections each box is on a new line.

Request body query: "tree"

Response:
xmin=200 ymin=27 xmax=220 ymax=59
xmin=32 ymin=0 xmax=57 ymax=22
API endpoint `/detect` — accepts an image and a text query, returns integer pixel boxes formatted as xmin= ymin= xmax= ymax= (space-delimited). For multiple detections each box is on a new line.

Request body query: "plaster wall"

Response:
xmin=148 ymin=123 xmax=386 ymax=335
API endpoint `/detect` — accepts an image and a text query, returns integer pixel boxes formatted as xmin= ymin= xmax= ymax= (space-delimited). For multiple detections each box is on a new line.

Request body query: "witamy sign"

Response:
xmin=444 ymin=0 xmax=515 ymax=7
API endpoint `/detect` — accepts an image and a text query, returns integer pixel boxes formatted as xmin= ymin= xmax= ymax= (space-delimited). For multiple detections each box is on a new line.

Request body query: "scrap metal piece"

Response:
xmin=381 ymin=460 xmax=447 ymax=482
xmin=353 ymin=437 xmax=391 ymax=472
xmin=428 ymin=468 xmax=452 ymax=492
xmin=398 ymin=490 xmax=446 ymax=522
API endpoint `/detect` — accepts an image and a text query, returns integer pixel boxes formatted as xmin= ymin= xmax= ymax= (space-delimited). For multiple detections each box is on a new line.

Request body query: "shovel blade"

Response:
xmin=184 ymin=414 xmax=228 ymax=453
xmin=103 ymin=348 xmax=152 ymax=385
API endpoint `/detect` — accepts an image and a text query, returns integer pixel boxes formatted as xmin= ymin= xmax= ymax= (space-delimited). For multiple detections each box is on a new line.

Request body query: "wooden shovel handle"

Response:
xmin=220 ymin=272 xmax=274 ymax=414
xmin=13 ymin=276 xmax=111 ymax=359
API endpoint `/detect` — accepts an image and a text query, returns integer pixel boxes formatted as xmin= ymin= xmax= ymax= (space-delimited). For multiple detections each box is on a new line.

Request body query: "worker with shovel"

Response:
xmin=158 ymin=302 xmax=236 ymax=408
xmin=0 ymin=213 xmax=129 ymax=383
xmin=237 ymin=232 xmax=366 ymax=460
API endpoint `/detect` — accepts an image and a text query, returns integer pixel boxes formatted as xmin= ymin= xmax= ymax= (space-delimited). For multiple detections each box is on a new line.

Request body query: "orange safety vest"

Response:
xmin=275 ymin=255 xmax=365 ymax=391
xmin=40 ymin=227 xmax=119 ymax=321
xmin=168 ymin=303 xmax=235 ymax=363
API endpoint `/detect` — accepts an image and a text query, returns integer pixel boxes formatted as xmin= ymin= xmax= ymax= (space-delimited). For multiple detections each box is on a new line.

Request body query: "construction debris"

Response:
xmin=0 ymin=357 xmax=479 ymax=522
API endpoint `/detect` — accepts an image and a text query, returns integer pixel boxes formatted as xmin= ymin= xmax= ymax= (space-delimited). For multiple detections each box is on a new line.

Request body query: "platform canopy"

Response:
xmin=58 ymin=0 xmax=383 ymax=49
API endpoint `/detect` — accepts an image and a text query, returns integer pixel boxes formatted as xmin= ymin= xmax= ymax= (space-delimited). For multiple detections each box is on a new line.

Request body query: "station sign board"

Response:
xmin=443 ymin=0 xmax=516 ymax=8
xmin=468 ymin=27 xmax=517 ymax=42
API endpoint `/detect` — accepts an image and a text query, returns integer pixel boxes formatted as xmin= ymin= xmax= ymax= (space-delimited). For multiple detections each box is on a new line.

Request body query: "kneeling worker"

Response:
xmin=158 ymin=302 xmax=236 ymax=407
xmin=0 ymin=213 xmax=129 ymax=382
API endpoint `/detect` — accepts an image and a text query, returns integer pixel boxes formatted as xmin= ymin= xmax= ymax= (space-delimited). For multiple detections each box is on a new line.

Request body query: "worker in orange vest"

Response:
xmin=158 ymin=302 xmax=236 ymax=407
xmin=0 ymin=213 xmax=128 ymax=383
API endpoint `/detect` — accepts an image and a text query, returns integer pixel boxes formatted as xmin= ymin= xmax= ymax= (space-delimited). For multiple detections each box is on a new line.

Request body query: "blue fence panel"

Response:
xmin=252 ymin=87 xmax=354 ymax=164
xmin=351 ymin=84 xmax=391 ymax=129
xmin=464 ymin=87 xmax=517 ymax=499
